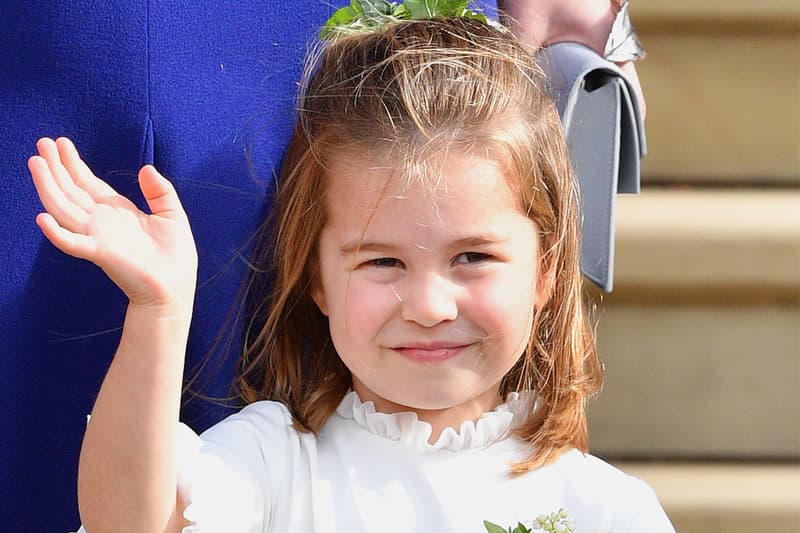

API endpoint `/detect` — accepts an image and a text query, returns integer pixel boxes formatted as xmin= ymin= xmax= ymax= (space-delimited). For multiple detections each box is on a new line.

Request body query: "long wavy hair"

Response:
xmin=236 ymin=17 xmax=602 ymax=472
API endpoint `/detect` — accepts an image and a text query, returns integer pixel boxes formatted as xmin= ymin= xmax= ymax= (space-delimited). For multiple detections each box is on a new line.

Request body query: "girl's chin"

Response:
xmin=353 ymin=380 xmax=501 ymax=415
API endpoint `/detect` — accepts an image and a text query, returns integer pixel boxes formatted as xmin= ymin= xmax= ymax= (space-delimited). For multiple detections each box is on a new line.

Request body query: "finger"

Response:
xmin=35 ymin=212 xmax=97 ymax=261
xmin=54 ymin=137 xmax=119 ymax=200
xmin=36 ymin=138 xmax=95 ymax=211
xmin=138 ymin=166 xmax=186 ymax=219
xmin=29 ymin=155 xmax=90 ymax=233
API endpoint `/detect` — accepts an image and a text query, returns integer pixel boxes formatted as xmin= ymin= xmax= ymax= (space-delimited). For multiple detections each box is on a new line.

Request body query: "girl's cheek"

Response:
xmin=471 ymin=274 xmax=536 ymax=325
xmin=477 ymin=285 xmax=512 ymax=316
xmin=343 ymin=279 xmax=399 ymax=323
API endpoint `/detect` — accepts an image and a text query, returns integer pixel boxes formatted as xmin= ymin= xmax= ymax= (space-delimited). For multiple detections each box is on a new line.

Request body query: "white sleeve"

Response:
xmin=557 ymin=452 xmax=677 ymax=533
xmin=178 ymin=401 xmax=299 ymax=533
xmin=177 ymin=420 xmax=265 ymax=532
xmin=622 ymin=479 xmax=676 ymax=533
xmin=73 ymin=401 xmax=297 ymax=533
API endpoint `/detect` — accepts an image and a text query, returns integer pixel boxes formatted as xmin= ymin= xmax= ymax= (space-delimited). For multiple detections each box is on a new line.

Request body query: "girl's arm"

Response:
xmin=29 ymin=137 xmax=197 ymax=533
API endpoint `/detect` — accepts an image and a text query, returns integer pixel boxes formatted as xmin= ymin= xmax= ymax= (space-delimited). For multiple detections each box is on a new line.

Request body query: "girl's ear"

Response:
xmin=311 ymin=277 xmax=329 ymax=316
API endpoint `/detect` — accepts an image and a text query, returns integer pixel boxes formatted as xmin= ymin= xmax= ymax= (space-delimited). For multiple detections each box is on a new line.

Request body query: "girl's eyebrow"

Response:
xmin=339 ymin=235 xmax=509 ymax=256
xmin=339 ymin=240 xmax=400 ymax=256
xmin=450 ymin=235 xmax=511 ymax=248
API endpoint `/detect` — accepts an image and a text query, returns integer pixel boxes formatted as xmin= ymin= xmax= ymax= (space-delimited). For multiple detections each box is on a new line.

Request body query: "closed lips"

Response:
xmin=390 ymin=342 xmax=474 ymax=362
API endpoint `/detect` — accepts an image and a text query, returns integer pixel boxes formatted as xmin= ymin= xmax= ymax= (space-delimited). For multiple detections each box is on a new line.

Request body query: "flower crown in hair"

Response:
xmin=321 ymin=0 xmax=487 ymax=38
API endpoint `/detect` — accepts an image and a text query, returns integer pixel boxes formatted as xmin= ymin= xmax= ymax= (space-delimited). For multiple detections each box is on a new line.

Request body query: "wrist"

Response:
xmin=499 ymin=0 xmax=620 ymax=56
xmin=126 ymin=299 xmax=194 ymax=330
xmin=124 ymin=271 xmax=197 ymax=317
xmin=118 ymin=305 xmax=192 ymax=376
xmin=545 ymin=0 xmax=616 ymax=55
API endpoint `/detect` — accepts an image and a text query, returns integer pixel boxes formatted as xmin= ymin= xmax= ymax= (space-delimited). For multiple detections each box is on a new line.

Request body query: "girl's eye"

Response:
xmin=454 ymin=252 xmax=490 ymax=265
xmin=367 ymin=257 xmax=403 ymax=268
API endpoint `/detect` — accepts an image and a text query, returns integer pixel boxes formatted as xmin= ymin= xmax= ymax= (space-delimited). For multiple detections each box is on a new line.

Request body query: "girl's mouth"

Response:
xmin=391 ymin=343 xmax=473 ymax=363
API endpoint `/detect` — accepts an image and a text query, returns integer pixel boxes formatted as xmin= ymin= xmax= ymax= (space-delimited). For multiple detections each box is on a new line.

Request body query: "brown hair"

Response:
xmin=236 ymin=17 xmax=602 ymax=472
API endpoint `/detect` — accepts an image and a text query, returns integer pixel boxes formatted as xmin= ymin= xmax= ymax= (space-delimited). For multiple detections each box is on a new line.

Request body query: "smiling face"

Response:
xmin=313 ymin=149 xmax=547 ymax=429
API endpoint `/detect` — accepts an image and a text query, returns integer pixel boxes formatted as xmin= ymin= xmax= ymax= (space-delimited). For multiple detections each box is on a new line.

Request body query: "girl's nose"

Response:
xmin=399 ymin=273 xmax=458 ymax=327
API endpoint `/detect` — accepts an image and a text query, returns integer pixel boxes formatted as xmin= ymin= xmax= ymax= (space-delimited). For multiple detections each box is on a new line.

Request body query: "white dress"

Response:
xmin=77 ymin=392 xmax=675 ymax=533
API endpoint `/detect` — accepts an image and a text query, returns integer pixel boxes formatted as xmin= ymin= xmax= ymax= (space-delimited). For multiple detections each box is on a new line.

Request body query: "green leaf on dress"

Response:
xmin=484 ymin=520 xmax=511 ymax=533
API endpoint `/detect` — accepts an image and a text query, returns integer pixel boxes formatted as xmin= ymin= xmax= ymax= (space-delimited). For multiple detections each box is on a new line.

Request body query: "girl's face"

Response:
xmin=313 ymin=150 xmax=547 ymax=431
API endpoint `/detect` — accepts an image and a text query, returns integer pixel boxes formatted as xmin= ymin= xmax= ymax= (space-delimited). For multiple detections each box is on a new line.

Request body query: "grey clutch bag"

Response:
xmin=539 ymin=43 xmax=647 ymax=292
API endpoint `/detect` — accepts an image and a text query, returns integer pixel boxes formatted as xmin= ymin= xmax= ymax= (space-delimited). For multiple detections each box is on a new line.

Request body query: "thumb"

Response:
xmin=138 ymin=165 xmax=185 ymax=218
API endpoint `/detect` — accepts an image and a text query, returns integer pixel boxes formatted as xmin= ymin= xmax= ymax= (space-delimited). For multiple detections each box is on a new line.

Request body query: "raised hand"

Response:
xmin=29 ymin=137 xmax=198 ymax=311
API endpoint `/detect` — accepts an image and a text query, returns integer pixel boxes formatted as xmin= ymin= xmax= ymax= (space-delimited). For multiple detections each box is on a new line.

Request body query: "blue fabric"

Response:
xmin=1 ymin=2 xmax=499 ymax=530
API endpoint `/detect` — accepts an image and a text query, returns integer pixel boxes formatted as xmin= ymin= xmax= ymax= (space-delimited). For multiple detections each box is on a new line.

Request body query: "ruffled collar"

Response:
xmin=335 ymin=390 xmax=533 ymax=452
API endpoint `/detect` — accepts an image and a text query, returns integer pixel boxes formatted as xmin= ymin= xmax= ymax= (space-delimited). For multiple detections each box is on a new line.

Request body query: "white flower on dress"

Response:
xmin=484 ymin=508 xmax=579 ymax=533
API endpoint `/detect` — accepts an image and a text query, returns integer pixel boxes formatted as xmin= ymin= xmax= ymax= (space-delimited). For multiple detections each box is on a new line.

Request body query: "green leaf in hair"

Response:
xmin=320 ymin=0 xmax=488 ymax=38
xmin=359 ymin=0 xmax=393 ymax=16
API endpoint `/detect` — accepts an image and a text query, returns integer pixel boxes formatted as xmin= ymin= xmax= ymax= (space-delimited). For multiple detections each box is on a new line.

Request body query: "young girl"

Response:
xmin=30 ymin=12 xmax=673 ymax=533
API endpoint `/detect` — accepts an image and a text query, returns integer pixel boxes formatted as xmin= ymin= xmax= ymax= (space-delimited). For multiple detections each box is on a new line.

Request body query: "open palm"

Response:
xmin=29 ymin=137 xmax=198 ymax=309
